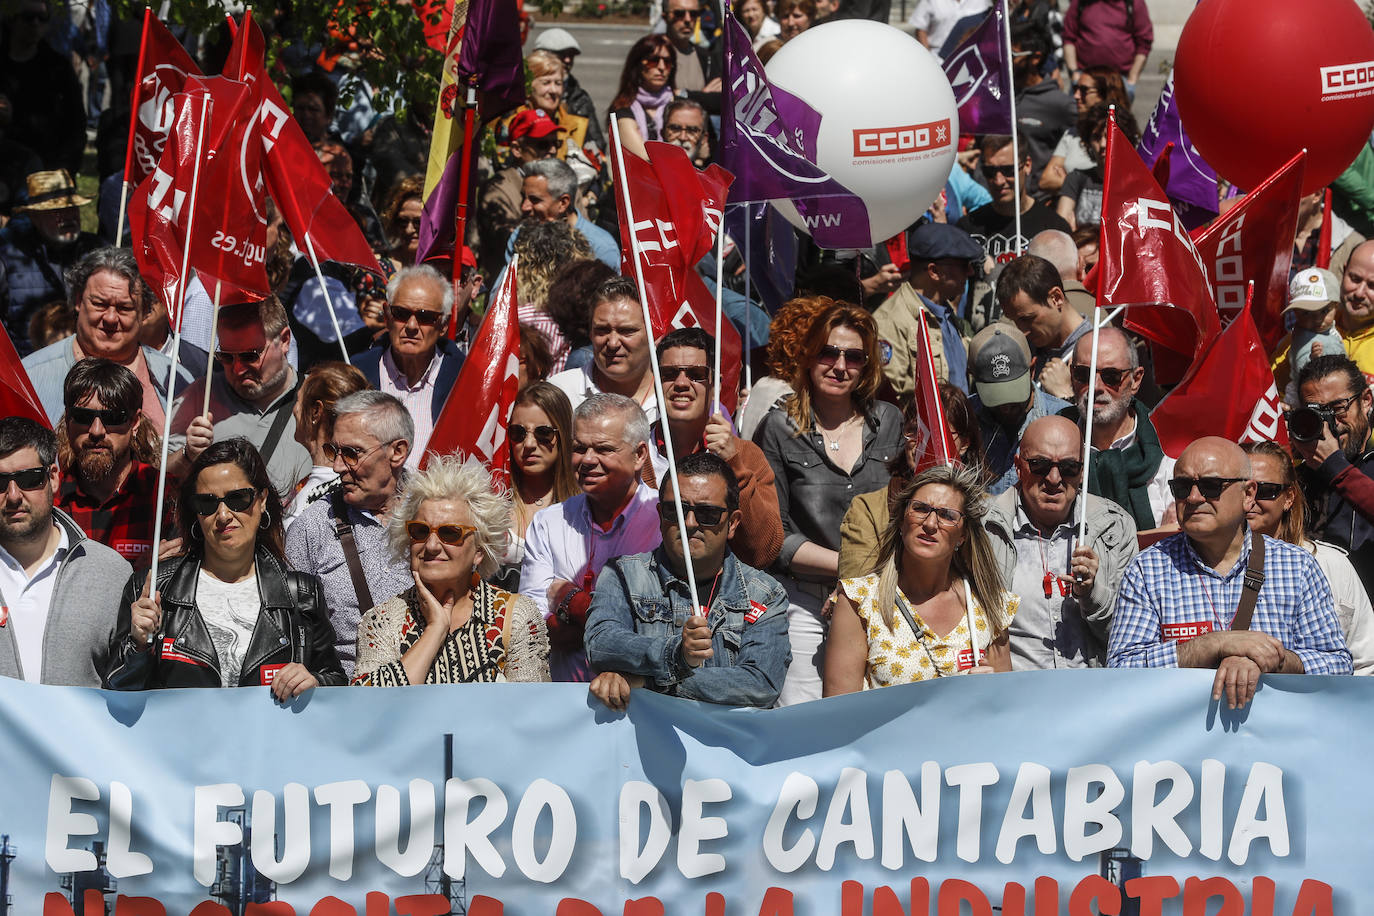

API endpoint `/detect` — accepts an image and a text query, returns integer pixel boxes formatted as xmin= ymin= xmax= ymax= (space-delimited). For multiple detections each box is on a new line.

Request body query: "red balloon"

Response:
xmin=1174 ymin=0 xmax=1374 ymax=195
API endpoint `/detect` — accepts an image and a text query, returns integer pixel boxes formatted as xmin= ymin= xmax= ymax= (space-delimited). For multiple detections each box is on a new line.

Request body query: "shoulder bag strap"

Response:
xmin=257 ymin=377 xmax=303 ymax=468
xmin=331 ymin=494 xmax=375 ymax=613
xmin=893 ymin=594 xmax=923 ymax=642
xmin=1230 ymin=533 xmax=1266 ymax=632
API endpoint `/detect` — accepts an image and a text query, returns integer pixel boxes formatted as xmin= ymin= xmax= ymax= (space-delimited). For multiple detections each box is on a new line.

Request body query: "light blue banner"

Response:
xmin=2 ymin=670 xmax=1358 ymax=914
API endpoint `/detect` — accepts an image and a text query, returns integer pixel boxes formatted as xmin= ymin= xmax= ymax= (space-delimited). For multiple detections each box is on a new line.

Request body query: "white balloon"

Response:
xmin=765 ymin=20 xmax=960 ymax=245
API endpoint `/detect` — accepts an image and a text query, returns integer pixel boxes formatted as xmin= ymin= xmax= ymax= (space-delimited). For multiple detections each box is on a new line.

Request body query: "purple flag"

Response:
xmin=1138 ymin=69 xmax=1219 ymax=231
xmin=720 ymin=14 xmax=871 ymax=249
xmin=414 ymin=142 xmax=467 ymax=265
xmin=458 ymin=0 xmax=526 ymax=119
xmin=725 ymin=201 xmax=797 ymax=313
xmin=942 ymin=1 xmax=1013 ymax=135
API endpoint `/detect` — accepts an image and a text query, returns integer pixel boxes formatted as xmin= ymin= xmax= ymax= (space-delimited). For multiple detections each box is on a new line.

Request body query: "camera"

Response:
xmin=1287 ymin=405 xmax=1334 ymax=443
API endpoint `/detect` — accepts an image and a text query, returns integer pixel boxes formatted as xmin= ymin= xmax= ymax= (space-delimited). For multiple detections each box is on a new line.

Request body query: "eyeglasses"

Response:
xmin=906 ymin=499 xmax=964 ymax=527
xmin=190 ymin=487 xmax=258 ymax=516
xmin=817 ymin=344 xmax=868 ymax=367
xmin=641 ymin=55 xmax=673 ymax=68
xmin=1167 ymin=476 xmax=1247 ymax=500
xmin=405 ymin=521 xmax=478 ymax=544
xmin=663 ymin=123 xmax=705 ymax=138
xmin=323 ymin=439 xmax=395 ymax=469
xmin=659 ymin=364 xmax=710 ymax=384
xmin=389 ymin=305 xmax=443 ymax=326
xmin=1071 ymin=365 xmax=1130 ymax=388
xmin=668 ymin=8 xmax=701 ymax=19
xmin=1072 ymin=84 xmax=1098 ymax=97
xmin=215 ymin=347 xmax=265 ymax=366
xmin=1303 ymin=394 xmax=1360 ymax=415
xmin=0 ymin=467 xmax=48 ymax=491
xmin=1253 ymin=481 xmax=1285 ymax=502
xmin=981 ymin=163 xmax=1017 ymax=180
xmin=509 ymin=423 xmax=558 ymax=447
xmin=395 ymin=216 xmax=423 ymax=229
xmin=657 ymin=501 xmax=729 ymax=527
xmin=68 ymin=406 xmax=133 ymax=427
xmin=1024 ymin=457 xmax=1084 ymax=478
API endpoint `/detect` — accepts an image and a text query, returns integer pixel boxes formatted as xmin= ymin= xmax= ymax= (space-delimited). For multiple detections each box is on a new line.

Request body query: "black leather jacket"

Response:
xmin=104 ymin=547 xmax=345 ymax=690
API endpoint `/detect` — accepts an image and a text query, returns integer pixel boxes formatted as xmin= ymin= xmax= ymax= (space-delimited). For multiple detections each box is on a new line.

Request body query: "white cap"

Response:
xmin=1285 ymin=267 xmax=1341 ymax=313
xmin=534 ymin=27 xmax=582 ymax=54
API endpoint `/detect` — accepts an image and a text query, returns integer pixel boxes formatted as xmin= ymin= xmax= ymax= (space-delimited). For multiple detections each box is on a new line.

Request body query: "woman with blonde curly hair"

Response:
xmin=352 ymin=456 xmax=551 ymax=685
xmin=824 ymin=465 xmax=1018 ymax=694
xmin=516 ymin=221 xmax=593 ymax=374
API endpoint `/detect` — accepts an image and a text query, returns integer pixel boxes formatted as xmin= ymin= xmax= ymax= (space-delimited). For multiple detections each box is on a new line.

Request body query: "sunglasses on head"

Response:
xmin=406 ymin=521 xmax=478 ymax=544
xmin=660 ymin=364 xmax=710 ymax=384
xmin=214 ymin=347 xmax=264 ymax=366
xmin=389 ymin=305 xmax=443 ymax=326
xmin=1071 ymin=365 xmax=1129 ymax=388
xmin=509 ymin=423 xmax=558 ymax=446
xmin=190 ymin=487 xmax=258 ymax=516
xmin=1167 ymin=476 xmax=1247 ymax=500
xmin=1024 ymin=457 xmax=1084 ymax=478
xmin=0 ymin=467 xmax=48 ymax=491
xmin=817 ymin=344 xmax=867 ymax=367
xmin=1253 ymin=481 xmax=1286 ymax=502
xmin=68 ymin=406 xmax=132 ymax=427
xmin=657 ymin=501 xmax=728 ymax=527
xmin=981 ymin=163 xmax=1017 ymax=180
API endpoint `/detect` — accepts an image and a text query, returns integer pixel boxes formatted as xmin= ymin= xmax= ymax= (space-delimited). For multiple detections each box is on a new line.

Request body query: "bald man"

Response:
xmin=986 ymin=416 xmax=1138 ymax=668
xmin=1338 ymin=239 xmax=1374 ymax=379
xmin=1109 ymin=437 xmax=1351 ymax=707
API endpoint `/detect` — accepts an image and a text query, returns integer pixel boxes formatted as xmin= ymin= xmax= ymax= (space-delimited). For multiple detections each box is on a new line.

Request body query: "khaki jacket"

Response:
xmin=872 ymin=282 xmax=968 ymax=405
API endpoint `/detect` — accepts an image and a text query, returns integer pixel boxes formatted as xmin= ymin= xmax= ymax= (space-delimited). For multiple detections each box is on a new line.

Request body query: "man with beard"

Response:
xmin=662 ymin=99 xmax=711 ymax=168
xmin=0 ymin=416 xmax=131 ymax=686
xmin=55 ymin=359 xmax=169 ymax=570
xmin=1295 ymin=354 xmax=1374 ymax=596
xmin=0 ymin=170 xmax=100 ymax=354
xmin=1060 ymin=325 xmax=1175 ymax=532
xmin=167 ymin=296 xmax=312 ymax=498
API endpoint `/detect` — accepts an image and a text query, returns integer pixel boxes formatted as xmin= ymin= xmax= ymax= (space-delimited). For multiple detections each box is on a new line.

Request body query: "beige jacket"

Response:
xmin=873 ymin=282 xmax=967 ymax=405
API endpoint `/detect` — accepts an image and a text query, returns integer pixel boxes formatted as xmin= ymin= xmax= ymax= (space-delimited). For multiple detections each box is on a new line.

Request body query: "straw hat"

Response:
xmin=15 ymin=170 xmax=92 ymax=213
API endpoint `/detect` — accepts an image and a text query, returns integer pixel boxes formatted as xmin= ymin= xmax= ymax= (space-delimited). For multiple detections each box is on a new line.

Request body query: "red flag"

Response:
xmin=421 ymin=256 xmax=521 ymax=478
xmin=1191 ymin=150 xmax=1306 ymax=352
xmin=910 ymin=316 xmax=958 ymax=473
xmin=1098 ymin=111 xmax=1221 ymax=358
xmin=0 ymin=331 xmax=48 ymax=428
xmin=226 ymin=15 xmax=382 ymax=276
xmin=124 ymin=11 xmax=201 ymax=188
xmin=1148 ymin=292 xmax=1289 ymax=459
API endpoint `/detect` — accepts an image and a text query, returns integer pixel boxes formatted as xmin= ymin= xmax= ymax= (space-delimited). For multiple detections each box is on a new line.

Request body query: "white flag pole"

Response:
xmin=713 ymin=213 xmax=726 ymax=417
xmin=202 ymin=279 xmax=222 ymax=416
xmin=742 ymin=209 xmax=753 ymax=391
xmin=1000 ymin=0 xmax=1023 ymax=254
xmin=610 ymin=117 xmax=701 ymax=612
xmin=302 ymin=233 xmax=352 ymax=365
xmin=114 ymin=180 xmax=131 ymax=248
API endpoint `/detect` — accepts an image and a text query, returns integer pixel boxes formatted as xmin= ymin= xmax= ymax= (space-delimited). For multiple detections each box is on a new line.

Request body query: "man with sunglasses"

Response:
xmin=1294 ymin=355 xmax=1374 ymax=596
xmin=985 ymin=416 xmax=1137 ymax=669
xmin=586 ymin=452 xmax=790 ymax=709
xmin=354 ymin=265 xmax=466 ymax=470
xmin=646 ymin=328 xmax=783 ymax=569
xmin=957 ymin=134 xmax=1070 ymax=265
xmin=661 ymin=0 xmax=722 ymax=114
xmin=0 ymin=417 xmax=133 ymax=687
xmin=1109 ymin=437 xmax=1350 ymax=708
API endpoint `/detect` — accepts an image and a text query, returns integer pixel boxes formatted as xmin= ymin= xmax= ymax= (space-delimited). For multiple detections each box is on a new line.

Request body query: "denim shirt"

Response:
xmin=584 ymin=547 xmax=791 ymax=708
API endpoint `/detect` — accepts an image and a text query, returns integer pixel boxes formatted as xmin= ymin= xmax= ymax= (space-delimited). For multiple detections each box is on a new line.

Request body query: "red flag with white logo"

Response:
xmin=1098 ymin=111 xmax=1221 ymax=359
xmin=910 ymin=315 xmax=958 ymax=473
xmin=1190 ymin=150 xmax=1306 ymax=353
xmin=1148 ymin=291 xmax=1289 ymax=459
xmin=124 ymin=11 xmax=201 ymax=188
xmin=421 ymin=255 xmax=521 ymax=480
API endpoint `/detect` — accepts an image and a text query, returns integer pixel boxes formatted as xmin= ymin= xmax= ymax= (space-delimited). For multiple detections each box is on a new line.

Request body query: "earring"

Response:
xmin=469 ymin=569 xmax=481 ymax=592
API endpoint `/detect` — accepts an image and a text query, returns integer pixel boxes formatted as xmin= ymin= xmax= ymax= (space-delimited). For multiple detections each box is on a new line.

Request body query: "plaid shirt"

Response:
xmin=56 ymin=462 xmax=171 ymax=571
xmin=1107 ymin=531 xmax=1352 ymax=675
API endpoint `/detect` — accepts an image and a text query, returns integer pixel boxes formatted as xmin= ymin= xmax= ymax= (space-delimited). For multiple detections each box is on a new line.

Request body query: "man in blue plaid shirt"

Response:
xmin=1108 ymin=437 xmax=1351 ymax=707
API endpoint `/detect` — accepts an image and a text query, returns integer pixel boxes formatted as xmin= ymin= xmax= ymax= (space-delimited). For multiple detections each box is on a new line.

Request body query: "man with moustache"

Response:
xmin=55 ymin=359 xmax=169 ymax=570
xmin=661 ymin=99 xmax=712 ymax=167
xmin=585 ymin=452 xmax=790 ymax=710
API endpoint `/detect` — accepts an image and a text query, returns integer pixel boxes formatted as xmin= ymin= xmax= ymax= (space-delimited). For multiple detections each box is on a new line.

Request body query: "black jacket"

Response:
xmin=104 ymin=547 xmax=345 ymax=690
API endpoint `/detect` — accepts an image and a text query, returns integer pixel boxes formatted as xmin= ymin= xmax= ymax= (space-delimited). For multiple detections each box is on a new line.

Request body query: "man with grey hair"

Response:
xmin=1027 ymin=229 xmax=1094 ymax=318
xmin=354 ymin=264 xmax=465 ymax=470
xmin=285 ymin=390 xmax=414 ymax=676
xmin=521 ymin=392 xmax=662 ymax=681
xmin=507 ymin=157 xmax=619 ymax=271
xmin=663 ymin=98 xmax=711 ymax=167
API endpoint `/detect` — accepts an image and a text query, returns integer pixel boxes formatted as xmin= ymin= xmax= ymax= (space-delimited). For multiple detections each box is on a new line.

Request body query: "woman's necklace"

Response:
xmin=816 ymin=412 xmax=858 ymax=451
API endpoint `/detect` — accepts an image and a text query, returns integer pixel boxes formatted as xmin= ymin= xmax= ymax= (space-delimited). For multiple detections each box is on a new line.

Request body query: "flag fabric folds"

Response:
xmin=125 ymin=12 xmax=200 ymax=189
xmin=724 ymin=202 xmax=798 ymax=314
xmin=457 ymin=0 xmax=527 ymax=121
xmin=424 ymin=1 xmax=469 ymax=195
xmin=1137 ymin=70 xmax=1220 ymax=232
xmin=910 ymin=316 xmax=958 ymax=473
xmin=0 ymin=330 xmax=49 ymax=428
xmin=941 ymin=1 xmax=1013 ymax=135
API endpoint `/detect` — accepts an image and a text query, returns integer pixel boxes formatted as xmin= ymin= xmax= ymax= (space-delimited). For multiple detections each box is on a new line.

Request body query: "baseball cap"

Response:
xmin=1285 ymin=267 xmax=1340 ymax=312
xmin=968 ymin=322 xmax=1032 ymax=408
xmin=534 ymin=28 xmax=582 ymax=55
xmin=509 ymin=109 xmax=566 ymax=141
xmin=907 ymin=222 xmax=983 ymax=263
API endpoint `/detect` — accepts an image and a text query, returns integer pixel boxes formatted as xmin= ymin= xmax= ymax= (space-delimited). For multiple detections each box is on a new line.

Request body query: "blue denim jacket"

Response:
xmin=584 ymin=548 xmax=791 ymax=708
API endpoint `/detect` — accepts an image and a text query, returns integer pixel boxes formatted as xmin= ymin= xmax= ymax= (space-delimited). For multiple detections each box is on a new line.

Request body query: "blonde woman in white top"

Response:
xmin=824 ymin=464 xmax=1019 ymax=692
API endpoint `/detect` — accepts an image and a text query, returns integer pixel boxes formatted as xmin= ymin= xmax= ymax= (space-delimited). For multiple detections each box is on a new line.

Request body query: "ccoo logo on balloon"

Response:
xmin=852 ymin=118 xmax=951 ymax=159
xmin=1320 ymin=60 xmax=1374 ymax=99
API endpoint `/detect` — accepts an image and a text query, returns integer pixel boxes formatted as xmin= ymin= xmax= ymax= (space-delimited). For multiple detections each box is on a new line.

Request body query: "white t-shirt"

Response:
xmin=196 ymin=570 xmax=261 ymax=687
xmin=0 ymin=526 xmax=69 ymax=683
xmin=909 ymin=0 xmax=992 ymax=61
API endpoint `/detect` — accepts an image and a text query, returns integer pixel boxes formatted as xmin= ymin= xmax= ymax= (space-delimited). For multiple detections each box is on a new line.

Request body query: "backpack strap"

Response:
xmin=1230 ymin=533 xmax=1266 ymax=632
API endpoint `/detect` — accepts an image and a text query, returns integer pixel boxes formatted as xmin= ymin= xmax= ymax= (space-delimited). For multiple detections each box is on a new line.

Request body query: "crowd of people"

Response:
xmin=0 ymin=0 xmax=1371 ymax=716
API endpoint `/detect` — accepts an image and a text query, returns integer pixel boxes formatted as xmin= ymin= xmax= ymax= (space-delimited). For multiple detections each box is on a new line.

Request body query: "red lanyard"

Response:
xmin=1035 ymin=534 xmax=1071 ymax=599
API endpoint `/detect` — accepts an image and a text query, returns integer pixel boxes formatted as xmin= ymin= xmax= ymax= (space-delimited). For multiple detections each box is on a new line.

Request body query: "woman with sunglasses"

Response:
xmin=353 ymin=456 xmax=551 ymax=685
xmin=105 ymin=438 xmax=345 ymax=695
xmin=753 ymin=301 xmax=903 ymax=704
xmin=825 ymin=465 xmax=1017 ymax=694
xmin=1039 ymin=67 xmax=1129 ymax=194
xmin=1242 ymin=441 xmax=1374 ymax=674
xmin=284 ymin=362 xmax=370 ymax=530
xmin=610 ymin=35 xmax=677 ymax=155
xmin=497 ymin=383 xmax=579 ymax=590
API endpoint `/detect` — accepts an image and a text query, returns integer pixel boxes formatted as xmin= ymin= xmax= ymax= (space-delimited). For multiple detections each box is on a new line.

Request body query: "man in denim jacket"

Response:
xmin=585 ymin=453 xmax=791 ymax=708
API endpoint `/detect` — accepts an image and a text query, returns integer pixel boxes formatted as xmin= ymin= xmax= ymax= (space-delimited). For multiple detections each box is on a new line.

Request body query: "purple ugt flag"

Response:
xmin=719 ymin=13 xmax=871 ymax=249
xmin=458 ymin=0 xmax=526 ymax=118
xmin=1138 ymin=69 xmax=1219 ymax=231
xmin=942 ymin=1 xmax=1012 ymax=135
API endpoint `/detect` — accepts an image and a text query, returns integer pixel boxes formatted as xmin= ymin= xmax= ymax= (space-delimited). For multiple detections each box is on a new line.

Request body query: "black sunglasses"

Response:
xmin=981 ymin=163 xmax=1017 ymax=180
xmin=1024 ymin=457 xmax=1084 ymax=478
xmin=817 ymin=345 xmax=867 ymax=367
xmin=190 ymin=487 xmax=258 ymax=516
xmin=658 ymin=501 xmax=729 ymax=528
xmin=1071 ymin=366 xmax=1129 ymax=388
xmin=389 ymin=305 xmax=443 ymax=326
xmin=1168 ymin=476 xmax=1247 ymax=500
xmin=214 ymin=347 xmax=264 ymax=366
xmin=660 ymin=364 xmax=710 ymax=384
xmin=1072 ymin=84 xmax=1097 ymax=97
xmin=668 ymin=8 xmax=701 ymax=18
xmin=68 ymin=406 xmax=133 ymax=427
xmin=509 ymin=423 xmax=558 ymax=447
xmin=0 ymin=467 xmax=48 ymax=491
xmin=1253 ymin=481 xmax=1285 ymax=502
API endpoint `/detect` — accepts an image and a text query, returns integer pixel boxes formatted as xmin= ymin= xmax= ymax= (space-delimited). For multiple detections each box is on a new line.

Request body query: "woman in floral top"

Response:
xmin=823 ymin=465 xmax=1019 ymax=692
xmin=353 ymin=456 xmax=550 ymax=685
